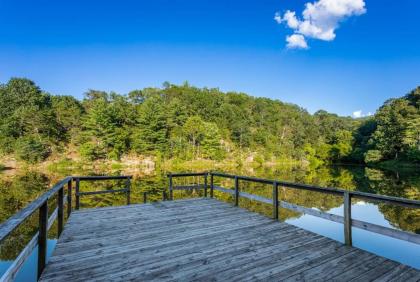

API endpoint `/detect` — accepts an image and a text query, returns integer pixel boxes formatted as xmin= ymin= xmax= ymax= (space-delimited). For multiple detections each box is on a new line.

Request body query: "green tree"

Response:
xmin=364 ymin=150 xmax=383 ymax=163
xmin=14 ymin=136 xmax=50 ymax=163
xmin=132 ymin=95 xmax=169 ymax=154
xmin=182 ymin=116 xmax=205 ymax=159
xmin=372 ymin=98 xmax=416 ymax=160
xmin=81 ymin=91 xmax=134 ymax=160
xmin=0 ymin=78 xmax=59 ymax=161
xmin=201 ymin=122 xmax=225 ymax=160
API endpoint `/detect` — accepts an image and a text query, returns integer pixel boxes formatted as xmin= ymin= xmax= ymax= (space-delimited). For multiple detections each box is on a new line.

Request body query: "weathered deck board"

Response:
xmin=40 ymin=198 xmax=419 ymax=282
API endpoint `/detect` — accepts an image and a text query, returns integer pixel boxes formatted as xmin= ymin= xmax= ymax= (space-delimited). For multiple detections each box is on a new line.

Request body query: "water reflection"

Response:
xmin=0 ymin=164 xmax=419 ymax=279
xmin=286 ymin=202 xmax=420 ymax=269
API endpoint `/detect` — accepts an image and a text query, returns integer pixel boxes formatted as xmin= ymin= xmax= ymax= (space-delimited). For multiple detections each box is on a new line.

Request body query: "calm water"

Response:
xmin=0 ymin=165 xmax=419 ymax=280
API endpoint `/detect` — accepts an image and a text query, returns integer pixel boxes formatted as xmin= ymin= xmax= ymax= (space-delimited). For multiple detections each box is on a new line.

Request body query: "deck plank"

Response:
xmin=39 ymin=198 xmax=420 ymax=281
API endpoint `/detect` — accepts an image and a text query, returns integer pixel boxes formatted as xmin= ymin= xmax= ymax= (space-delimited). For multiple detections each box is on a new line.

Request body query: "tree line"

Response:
xmin=0 ymin=78 xmax=419 ymax=166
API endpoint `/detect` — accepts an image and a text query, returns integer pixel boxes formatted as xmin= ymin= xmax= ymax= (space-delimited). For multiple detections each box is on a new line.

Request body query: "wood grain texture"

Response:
xmin=39 ymin=198 xmax=419 ymax=282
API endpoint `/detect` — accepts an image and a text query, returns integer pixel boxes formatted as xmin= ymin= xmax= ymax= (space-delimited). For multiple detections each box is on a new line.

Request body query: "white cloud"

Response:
xmin=286 ymin=34 xmax=308 ymax=49
xmin=275 ymin=0 xmax=366 ymax=48
xmin=274 ymin=12 xmax=282 ymax=24
xmin=283 ymin=10 xmax=300 ymax=29
xmin=352 ymin=110 xmax=363 ymax=118
xmin=352 ymin=110 xmax=372 ymax=118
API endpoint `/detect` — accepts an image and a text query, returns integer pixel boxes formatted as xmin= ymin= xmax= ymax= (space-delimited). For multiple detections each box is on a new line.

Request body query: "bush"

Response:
xmin=0 ymin=136 xmax=15 ymax=155
xmin=253 ymin=155 xmax=264 ymax=167
xmin=406 ymin=148 xmax=420 ymax=163
xmin=14 ymin=137 xmax=50 ymax=163
xmin=364 ymin=150 xmax=383 ymax=164
xmin=79 ymin=142 xmax=99 ymax=161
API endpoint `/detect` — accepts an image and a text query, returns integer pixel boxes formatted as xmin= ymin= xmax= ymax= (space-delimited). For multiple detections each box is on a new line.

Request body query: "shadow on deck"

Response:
xmin=39 ymin=198 xmax=419 ymax=281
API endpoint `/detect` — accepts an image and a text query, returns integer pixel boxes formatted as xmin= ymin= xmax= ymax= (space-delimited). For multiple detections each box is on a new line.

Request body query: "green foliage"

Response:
xmin=364 ymin=150 xmax=383 ymax=164
xmin=0 ymin=77 xmax=419 ymax=168
xmin=352 ymin=87 xmax=420 ymax=164
xmin=201 ymin=122 xmax=225 ymax=160
xmin=132 ymin=95 xmax=168 ymax=154
xmin=0 ymin=136 xmax=15 ymax=155
xmin=14 ymin=136 xmax=50 ymax=163
xmin=51 ymin=95 xmax=84 ymax=140
xmin=79 ymin=142 xmax=100 ymax=161
xmin=81 ymin=91 xmax=134 ymax=160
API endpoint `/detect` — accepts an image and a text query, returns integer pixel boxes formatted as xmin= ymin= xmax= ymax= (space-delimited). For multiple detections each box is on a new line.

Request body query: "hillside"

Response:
xmin=0 ymin=78 xmax=419 ymax=168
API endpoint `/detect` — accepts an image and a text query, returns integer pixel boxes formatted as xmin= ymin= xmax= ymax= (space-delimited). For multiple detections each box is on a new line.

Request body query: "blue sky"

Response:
xmin=0 ymin=0 xmax=419 ymax=116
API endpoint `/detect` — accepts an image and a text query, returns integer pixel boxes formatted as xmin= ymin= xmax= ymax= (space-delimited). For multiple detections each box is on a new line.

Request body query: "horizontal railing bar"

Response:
xmin=277 ymin=181 xmax=344 ymax=196
xmin=173 ymin=185 xmax=205 ymax=190
xmin=351 ymin=219 xmax=420 ymax=244
xmin=213 ymin=172 xmax=343 ymax=194
xmin=238 ymin=176 xmax=274 ymax=185
xmin=279 ymin=182 xmax=420 ymax=208
xmin=210 ymin=172 xmax=419 ymax=208
xmin=277 ymin=182 xmax=419 ymax=208
xmin=0 ymin=177 xmax=72 ymax=244
xmin=77 ymin=188 xmax=128 ymax=196
xmin=280 ymin=201 xmax=344 ymax=224
xmin=212 ymin=172 xmax=274 ymax=184
xmin=213 ymin=185 xmax=235 ymax=195
xmin=168 ymin=172 xmax=207 ymax=177
xmin=349 ymin=192 xmax=420 ymax=209
xmin=73 ymin=176 xmax=132 ymax=181
xmin=214 ymin=184 xmax=344 ymax=224
xmin=0 ymin=207 xmax=58 ymax=282
xmin=211 ymin=172 xmax=236 ymax=179
xmin=239 ymin=191 xmax=272 ymax=204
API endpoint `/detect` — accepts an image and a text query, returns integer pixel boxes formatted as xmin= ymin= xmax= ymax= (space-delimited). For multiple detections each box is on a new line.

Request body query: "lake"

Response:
xmin=0 ymin=164 xmax=419 ymax=280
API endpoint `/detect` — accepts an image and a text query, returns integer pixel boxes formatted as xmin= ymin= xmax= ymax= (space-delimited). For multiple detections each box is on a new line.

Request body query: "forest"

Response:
xmin=0 ymin=77 xmax=419 ymax=168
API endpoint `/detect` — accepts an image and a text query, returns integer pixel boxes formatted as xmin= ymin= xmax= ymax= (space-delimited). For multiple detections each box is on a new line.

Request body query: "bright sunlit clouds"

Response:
xmin=352 ymin=110 xmax=372 ymax=118
xmin=275 ymin=0 xmax=366 ymax=49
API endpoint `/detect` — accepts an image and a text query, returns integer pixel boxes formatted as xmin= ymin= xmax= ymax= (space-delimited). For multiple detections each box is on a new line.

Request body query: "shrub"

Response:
xmin=79 ymin=142 xmax=100 ymax=161
xmin=406 ymin=148 xmax=420 ymax=163
xmin=0 ymin=136 xmax=15 ymax=155
xmin=364 ymin=150 xmax=383 ymax=164
xmin=14 ymin=137 xmax=50 ymax=163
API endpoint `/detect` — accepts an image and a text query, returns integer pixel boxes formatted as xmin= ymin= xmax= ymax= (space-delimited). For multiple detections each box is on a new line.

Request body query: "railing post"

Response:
xmin=344 ymin=192 xmax=352 ymax=246
xmin=169 ymin=173 xmax=173 ymax=200
xmin=58 ymin=186 xmax=64 ymax=236
xmin=210 ymin=173 xmax=214 ymax=198
xmin=162 ymin=190 xmax=167 ymax=201
xmin=143 ymin=192 xmax=147 ymax=203
xmin=75 ymin=178 xmax=80 ymax=210
xmin=234 ymin=176 xmax=239 ymax=206
xmin=126 ymin=177 xmax=131 ymax=205
xmin=67 ymin=179 xmax=72 ymax=217
xmin=272 ymin=181 xmax=279 ymax=220
xmin=204 ymin=173 xmax=208 ymax=198
xmin=37 ymin=201 xmax=48 ymax=280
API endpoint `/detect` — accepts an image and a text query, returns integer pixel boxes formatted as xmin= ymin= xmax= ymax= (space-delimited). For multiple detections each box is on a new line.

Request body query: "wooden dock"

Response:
xmin=39 ymin=198 xmax=419 ymax=282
